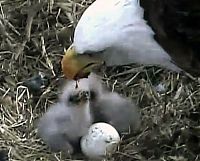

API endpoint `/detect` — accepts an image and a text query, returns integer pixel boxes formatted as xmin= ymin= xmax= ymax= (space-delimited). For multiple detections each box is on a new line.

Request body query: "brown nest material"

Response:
xmin=0 ymin=0 xmax=199 ymax=161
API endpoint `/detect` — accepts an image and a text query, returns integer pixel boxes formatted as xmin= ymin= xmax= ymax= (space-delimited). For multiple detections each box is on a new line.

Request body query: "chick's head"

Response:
xmin=68 ymin=90 xmax=90 ymax=107
xmin=60 ymin=78 xmax=92 ymax=107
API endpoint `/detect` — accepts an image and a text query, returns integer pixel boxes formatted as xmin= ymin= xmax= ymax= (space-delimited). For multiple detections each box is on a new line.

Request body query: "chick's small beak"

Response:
xmin=61 ymin=45 xmax=103 ymax=80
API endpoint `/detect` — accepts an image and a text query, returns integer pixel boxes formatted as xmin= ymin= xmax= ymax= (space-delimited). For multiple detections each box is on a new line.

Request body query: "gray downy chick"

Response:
xmin=38 ymin=79 xmax=93 ymax=154
xmin=82 ymin=73 xmax=141 ymax=134
xmin=90 ymin=91 xmax=141 ymax=134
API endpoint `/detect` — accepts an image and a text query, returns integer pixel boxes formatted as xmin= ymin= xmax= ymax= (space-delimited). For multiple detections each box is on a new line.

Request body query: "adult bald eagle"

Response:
xmin=61 ymin=0 xmax=200 ymax=80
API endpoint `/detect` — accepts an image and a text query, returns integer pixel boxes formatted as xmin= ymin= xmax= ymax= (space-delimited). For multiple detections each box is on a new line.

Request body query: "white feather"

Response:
xmin=74 ymin=0 xmax=182 ymax=72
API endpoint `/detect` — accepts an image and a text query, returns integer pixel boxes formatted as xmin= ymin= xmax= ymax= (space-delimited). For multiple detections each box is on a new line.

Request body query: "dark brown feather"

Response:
xmin=141 ymin=0 xmax=200 ymax=76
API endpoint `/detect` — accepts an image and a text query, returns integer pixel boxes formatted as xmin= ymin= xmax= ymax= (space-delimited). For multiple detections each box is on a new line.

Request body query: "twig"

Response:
xmin=41 ymin=36 xmax=56 ymax=76
xmin=0 ymin=19 xmax=14 ymax=41
xmin=110 ymin=66 xmax=145 ymax=78
xmin=25 ymin=2 xmax=45 ymax=42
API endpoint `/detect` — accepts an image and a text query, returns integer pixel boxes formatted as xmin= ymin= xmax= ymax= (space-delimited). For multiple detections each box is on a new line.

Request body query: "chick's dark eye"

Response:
xmin=68 ymin=95 xmax=78 ymax=103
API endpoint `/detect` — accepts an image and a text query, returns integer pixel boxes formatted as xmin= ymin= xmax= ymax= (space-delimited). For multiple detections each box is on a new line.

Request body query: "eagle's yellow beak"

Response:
xmin=61 ymin=45 xmax=103 ymax=80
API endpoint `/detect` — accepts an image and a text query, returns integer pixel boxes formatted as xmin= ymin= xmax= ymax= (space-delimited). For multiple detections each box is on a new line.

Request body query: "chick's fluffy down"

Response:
xmin=90 ymin=92 xmax=141 ymax=134
xmin=38 ymin=101 xmax=92 ymax=153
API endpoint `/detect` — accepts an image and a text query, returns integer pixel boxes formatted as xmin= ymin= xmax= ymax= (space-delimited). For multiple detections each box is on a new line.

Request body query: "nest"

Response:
xmin=0 ymin=0 xmax=199 ymax=160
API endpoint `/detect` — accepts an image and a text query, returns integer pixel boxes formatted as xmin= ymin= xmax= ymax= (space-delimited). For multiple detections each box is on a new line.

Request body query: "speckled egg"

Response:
xmin=81 ymin=122 xmax=120 ymax=160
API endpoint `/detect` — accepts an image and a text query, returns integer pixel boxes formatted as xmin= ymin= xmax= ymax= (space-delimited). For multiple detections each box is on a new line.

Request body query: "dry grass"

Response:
xmin=0 ymin=0 xmax=200 ymax=161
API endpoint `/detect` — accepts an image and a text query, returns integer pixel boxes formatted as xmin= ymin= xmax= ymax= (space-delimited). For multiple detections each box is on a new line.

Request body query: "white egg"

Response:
xmin=81 ymin=122 xmax=120 ymax=160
